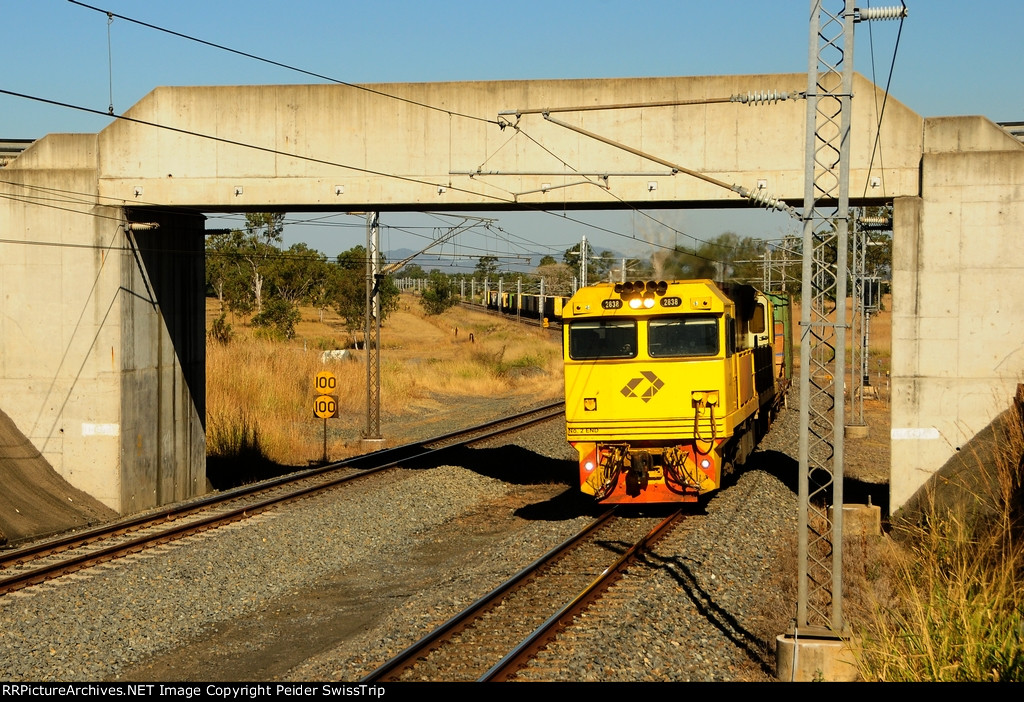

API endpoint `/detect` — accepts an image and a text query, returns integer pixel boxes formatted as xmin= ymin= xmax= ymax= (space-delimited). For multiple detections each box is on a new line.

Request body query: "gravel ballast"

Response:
xmin=0 ymin=394 xmax=887 ymax=682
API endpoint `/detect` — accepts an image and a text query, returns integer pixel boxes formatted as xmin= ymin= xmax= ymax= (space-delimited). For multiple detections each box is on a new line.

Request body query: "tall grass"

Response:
xmin=850 ymin=393 xmax=1024 ymax=681
xmin=206 ymin=297 xmax=564 ymax=467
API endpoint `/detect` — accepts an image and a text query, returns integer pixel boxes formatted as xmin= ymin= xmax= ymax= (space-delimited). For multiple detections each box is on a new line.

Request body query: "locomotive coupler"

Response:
xmin=625 ymin=450 xmax=653 ymax=496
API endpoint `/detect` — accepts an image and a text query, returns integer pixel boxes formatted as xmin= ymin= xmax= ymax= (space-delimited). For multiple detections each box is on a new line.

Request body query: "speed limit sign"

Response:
xmin=314 ymin=370 xmax=337 ymax=393
xmin=313 ymin=394 xmax=339 ymax=419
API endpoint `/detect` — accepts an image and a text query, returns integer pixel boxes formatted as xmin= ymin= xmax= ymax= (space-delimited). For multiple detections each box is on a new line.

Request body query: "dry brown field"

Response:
xmin=205 ymin=295 xmax=565 ymax=470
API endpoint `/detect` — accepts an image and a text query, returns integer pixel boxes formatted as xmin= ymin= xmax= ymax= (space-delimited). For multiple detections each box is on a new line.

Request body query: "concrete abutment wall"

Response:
xmin=0 ymin=137 xmax=206 ymax=513
xmin=890 ymin=117 xmax=1024 ymax=510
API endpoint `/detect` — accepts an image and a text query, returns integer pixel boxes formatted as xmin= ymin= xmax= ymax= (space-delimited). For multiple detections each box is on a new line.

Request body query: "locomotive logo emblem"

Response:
xmin=621 ymin=371 xmax=665 ymax=403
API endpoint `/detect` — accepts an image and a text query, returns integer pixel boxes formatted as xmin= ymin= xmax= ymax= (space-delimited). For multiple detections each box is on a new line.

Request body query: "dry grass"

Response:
xmin=843 ymin=391 xmax=1024 ymax=682
xmin=206 ymin=294 xmax=563 ymax=466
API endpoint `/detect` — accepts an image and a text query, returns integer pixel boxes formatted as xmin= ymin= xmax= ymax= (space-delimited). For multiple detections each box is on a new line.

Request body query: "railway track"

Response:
xmin=362 ymin=507 xmax=684 ymax=682
xmin=0 ymin=402 xmax=564 ymax=596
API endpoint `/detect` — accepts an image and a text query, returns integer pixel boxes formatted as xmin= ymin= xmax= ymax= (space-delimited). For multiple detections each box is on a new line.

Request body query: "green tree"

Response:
xmin=654 ymin=232 xmax=766 ymax=283
xmin=265 ymin=242 xmax=327 ymax=307
xmin=205 ymin=230 xmax=250 ymax=313
xmin=538 ymin=254 xmax=558 ymax=266
xmin=308 ymin=260 xmax=341 ymax=323
xmin=251 ymin=297 xmax=301 ymax=340
xmin=241 ymin=212 xmax=286 ymax=315
xmin=397 ymin=263 xmax=427 ymax=279
xmin=562 ymin=244 xmax=596 ymax=282
xmin=333 ymin=246 xmax=399 ymax=347
xmin=420 ymin=270 xmax=457 ymax=315
xmin=535 ymin=262 xmax=575 ymax=296
xmin=475 ymin=255 xmax=499 ymax=278
xmin=592 ymin=250 xmax=617 ymax=282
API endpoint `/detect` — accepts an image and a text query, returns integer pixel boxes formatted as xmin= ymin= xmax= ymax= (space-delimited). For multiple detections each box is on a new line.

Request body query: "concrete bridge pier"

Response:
xmin=120 ymin=208 xmax=207 ymax=513
xmin=0 ymin=141 xmax=206 ymax=514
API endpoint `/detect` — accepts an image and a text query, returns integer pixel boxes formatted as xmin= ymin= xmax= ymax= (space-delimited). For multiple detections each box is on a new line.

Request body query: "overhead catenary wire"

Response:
xmin=0 ymin=89 xmax=700 ymax=268
xmin=860 ymin=1 xmax=907 ymax=199
xmin=67 ymin=0 xmax=501 ymax=127
xmin=0 ymin=179 xmax=540 ymax=266
xmin=9 ymin=5 xmax=800 ymax=274
xmin=0 ymin=178 xmax=559 ymax=268
xmin=0 ymin=87 xmax=514 ymax=207
xmin=68 ymin=0 xmax=773 ymax=266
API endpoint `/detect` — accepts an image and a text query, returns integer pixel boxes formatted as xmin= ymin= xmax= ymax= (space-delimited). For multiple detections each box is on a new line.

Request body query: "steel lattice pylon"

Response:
xmin=365 ymin=212 xmax=382 ymax=440
xmin=797 ymin=0 xmax=854 ymax=636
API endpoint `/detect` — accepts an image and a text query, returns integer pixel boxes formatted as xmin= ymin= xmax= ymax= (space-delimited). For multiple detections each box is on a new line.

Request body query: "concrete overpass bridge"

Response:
xmin=2 ymin=73 xmax=1022 ymax=515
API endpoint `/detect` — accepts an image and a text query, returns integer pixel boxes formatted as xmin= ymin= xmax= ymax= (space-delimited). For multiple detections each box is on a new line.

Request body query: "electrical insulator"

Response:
xmin=732 ymin=184 xmax=799 ymax=219
xmin=856 ymin=6 xmax=908 ymax=21
xmin=731 ymin=90 xmax=798 ymax=106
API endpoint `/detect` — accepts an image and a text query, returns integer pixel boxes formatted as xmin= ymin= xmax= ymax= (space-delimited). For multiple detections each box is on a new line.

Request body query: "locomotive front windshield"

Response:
xmin=568 ymin=319 xmax=638 ymax=360
xmin=648 ymin=316 xmax=719 ymax=357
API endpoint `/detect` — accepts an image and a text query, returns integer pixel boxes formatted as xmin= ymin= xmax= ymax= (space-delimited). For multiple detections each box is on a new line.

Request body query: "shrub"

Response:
xmin=252 ymin=298 xmax=301 ymax=340
xmin=209 ymin=312 xmax=233 ymax=345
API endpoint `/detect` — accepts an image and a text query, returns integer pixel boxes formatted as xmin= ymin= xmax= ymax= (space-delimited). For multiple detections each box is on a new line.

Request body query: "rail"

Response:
xmin=0 ymin=402 xmax=564 ymax=595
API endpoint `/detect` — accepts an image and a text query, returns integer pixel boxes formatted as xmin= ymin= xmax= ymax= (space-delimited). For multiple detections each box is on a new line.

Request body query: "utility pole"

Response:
xmin=579 ymin=235 xmax=588 ymax=288
xmin=791 ymin=0 xmax=906 ymax=664
xmin=796 ymin=0 xmax=854 ymax=644
xmin=363 ymin=212 xmax=383 ymax=447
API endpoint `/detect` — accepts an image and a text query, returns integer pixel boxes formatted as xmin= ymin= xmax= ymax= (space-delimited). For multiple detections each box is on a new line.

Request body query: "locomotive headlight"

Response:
xmin=700 ymin=458 xmax=712 ymax=470
xmin=584 ymin=460 xmax=596 ymax=472
xmin=628 ymin=297 xmax=643 ymax=309
xmin=643 ymin=295 xmax=655 ymax=309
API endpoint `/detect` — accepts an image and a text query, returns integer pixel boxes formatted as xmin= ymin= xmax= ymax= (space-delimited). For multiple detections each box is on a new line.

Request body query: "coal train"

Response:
xmin=561 ymin=280 xmax=792 ymax=504
xmin=483 ymin=289 xmax=568 ymax=324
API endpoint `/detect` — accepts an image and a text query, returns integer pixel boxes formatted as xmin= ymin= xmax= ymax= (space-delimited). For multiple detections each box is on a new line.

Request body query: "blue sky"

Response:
xmin=4 ymin=0 xmax=1020 ymax=268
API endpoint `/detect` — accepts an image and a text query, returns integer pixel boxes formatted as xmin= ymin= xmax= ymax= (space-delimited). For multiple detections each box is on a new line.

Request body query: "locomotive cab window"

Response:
xmin=750 ymin=303 xmax=766 ymax=334
xmin=568 ymin=320 xmax=638 ymax=360
xmin=648 ymin=317 xmax=719 ymax=358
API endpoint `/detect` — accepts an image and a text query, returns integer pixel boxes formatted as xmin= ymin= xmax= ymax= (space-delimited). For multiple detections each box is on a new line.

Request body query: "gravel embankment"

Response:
xmin=0 ymin=392 xmax=883 ymax=682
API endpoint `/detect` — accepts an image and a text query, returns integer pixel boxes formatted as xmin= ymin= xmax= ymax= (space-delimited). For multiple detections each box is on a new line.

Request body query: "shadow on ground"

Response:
xmin=746 ymin=450 xmax=891 ymax=517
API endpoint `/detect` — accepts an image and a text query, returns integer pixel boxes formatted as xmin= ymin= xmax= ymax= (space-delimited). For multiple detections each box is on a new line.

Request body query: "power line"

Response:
xmin=861 ymin=1 xmax=907 ymax=198
xmin=67 ymin=0 xmax=768 ymax=265
xmin=1 ymin=87 xmax=517 ymax=207
xmin=68 ymin=0 xmax=501 ymax=127
xmin=10 ymin=4 xmax=787 ymax=270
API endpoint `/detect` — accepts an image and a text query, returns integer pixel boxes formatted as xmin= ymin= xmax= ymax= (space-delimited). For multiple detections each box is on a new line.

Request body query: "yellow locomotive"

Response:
xmin=562 ymin=280 xmax=791 ymax=504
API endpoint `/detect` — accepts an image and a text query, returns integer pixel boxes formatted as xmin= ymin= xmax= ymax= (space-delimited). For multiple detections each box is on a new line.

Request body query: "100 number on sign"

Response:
xmin=314 ymin=395 xmax=339 ymax=419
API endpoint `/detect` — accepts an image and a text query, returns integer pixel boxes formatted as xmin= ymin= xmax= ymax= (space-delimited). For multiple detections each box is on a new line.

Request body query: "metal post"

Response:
xmin=796 ymin=0 xmax=854 ymax=637
xmin=517 ymin=277 xmax=522 ymax=322
xmin=580 ymin=235 xmax=588 ymax=288
xmin=850 ymin=213 xmax=866 ymax=426
xmin=364 ymin=212 xmax=382 ymax=443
